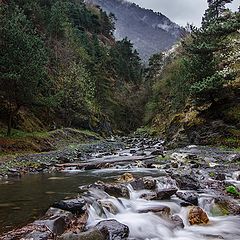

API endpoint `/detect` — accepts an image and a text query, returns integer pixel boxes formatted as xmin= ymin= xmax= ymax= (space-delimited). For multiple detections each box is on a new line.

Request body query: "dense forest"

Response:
xmin=0 ymin=0 xmax=239 ymax=148
xmin=145 ymin=0 xmax=240 ymax=147
xmin=0 ymin=0 xmax=146 ymax=136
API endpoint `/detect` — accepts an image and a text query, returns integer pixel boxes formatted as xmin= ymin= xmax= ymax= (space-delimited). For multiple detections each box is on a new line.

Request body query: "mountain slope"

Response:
xmin=85 ymin=0 xmax=184 ymax=60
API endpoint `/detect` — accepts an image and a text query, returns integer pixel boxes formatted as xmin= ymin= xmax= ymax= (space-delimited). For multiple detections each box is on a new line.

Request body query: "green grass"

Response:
xmin=0 ymin=129 xmax=50 ymax=139
xmin=209 ymin=172 xmax=216 ymax=178
xmin=226 ymin=186 xmax=240 ymax=196
xmin=157 ymin=154 xmax=170 ymax=161
xmin=134 ymin=126 xmax=158 ymax=136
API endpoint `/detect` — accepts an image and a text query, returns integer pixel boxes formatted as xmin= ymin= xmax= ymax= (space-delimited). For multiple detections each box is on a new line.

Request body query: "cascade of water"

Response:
xmin=86 ymin=186 xmax=240 ymax=240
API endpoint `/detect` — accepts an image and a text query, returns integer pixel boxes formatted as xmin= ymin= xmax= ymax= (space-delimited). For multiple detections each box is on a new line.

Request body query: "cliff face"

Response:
xmin=86 ymin=0 xmax=184 ymax=60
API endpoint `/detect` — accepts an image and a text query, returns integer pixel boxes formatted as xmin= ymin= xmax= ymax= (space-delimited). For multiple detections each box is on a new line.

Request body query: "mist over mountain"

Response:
xmin=85 ymin=0 xmax=184 ymax=60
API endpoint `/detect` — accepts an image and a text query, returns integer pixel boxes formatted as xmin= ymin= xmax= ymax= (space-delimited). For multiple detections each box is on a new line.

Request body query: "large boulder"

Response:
xmin=52 ymin=198 xmax=86 ymax=215
xmin=58 ymin=228 xmax=107 ymax=240
xmin=34 ymin=208 xmax=74 ymax=235
xmin=176 ymin=191 xmax=198 ymax=205
xmin=172 ymin=174 xmax=200 ymax=190
xmin=95 ymin=219 xmax=129 ymax=240
xmin=188 ymin=206 xmax=209 ymax=225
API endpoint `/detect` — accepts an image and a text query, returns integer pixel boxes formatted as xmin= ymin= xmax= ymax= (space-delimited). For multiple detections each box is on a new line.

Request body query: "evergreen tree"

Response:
xmin=184 ymin=0 xmax=240 ymax=102
xmin=0 ymin=4 xmax=48 ymax=135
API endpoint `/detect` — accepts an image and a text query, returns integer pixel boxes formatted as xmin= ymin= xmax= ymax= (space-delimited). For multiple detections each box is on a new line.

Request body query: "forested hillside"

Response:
xmin=145 ymin=0 xmax=240 ymax=148
xmin=0 ymin=0 xmax=146 ymax=136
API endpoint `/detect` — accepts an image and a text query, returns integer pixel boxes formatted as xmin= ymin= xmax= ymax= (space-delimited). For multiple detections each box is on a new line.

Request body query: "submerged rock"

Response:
xmin=214 ymin=197 xmax=240 ymax=215
xmin=188 ymin=206 xmax=209 ymax=225
xmin=138 ymin=205 xmax=171 ymax=217
xmin=171 ymin=215 xmax=184 ymax=229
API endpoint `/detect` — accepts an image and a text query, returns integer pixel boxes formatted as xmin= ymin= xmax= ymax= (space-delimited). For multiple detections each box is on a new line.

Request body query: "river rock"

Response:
xmin=52 ymin=198 xmax=86 ymax=215
xmin=155 ymin=188 xmax=177 ymax=200
xmin=214 ymin=197 xmax=240 ymax=215
xmin=172 ymin=174 xmax=200 ymax=190
xmin=138 ymin=205 xmax=171 ymax=217
xmin=150 ymin=149 xmax=164 ymax=156
xmin=188 ymin=206 xmax=209 ymax=225
xmin=95 ymin=219 xmax=129 ymax=240
xmin=214 ymin=173 xmax=226 ymax=181
xmin=142 ymin=176 xmax=157 ymax=190
xmin=98 ymin=200 xmax=119 ymax=214
xmin=91 ymin=181 xmax=130 ymax=198
xmin=176 ymin=191 xmax=198 ymax=205
xmin=57 ymin=155 xmax=71 ymax=164
xmin=35 ymin=208 xmax=74 ymax=235
xmin=58 ymin=228 xmax=108 ymax=240
xmin=130 ymin=178 xmax=145 ymax=190
xmin=140 ymin=191 xmax=157 ymax=200
xmin=171 ymin=215 xmax=184 ymax=229
xmin=118 ymin=173 xmax=134 ymax=182
xmin=25 ymin=230 xmax=51 ymax=240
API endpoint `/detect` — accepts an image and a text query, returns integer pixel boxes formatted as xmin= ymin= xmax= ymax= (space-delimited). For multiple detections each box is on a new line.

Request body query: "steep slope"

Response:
xmin=0 ymin=0 xmax=146 ymax=136
xmin=85 ymin=0 xmax=184 ymax=60
xmin=144 ymin=8 xmax=240 ymax=148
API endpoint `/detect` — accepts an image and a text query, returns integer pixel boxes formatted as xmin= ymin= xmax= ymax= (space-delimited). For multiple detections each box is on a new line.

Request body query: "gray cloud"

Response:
xmin=129 ymin=0 xmax=239 ymax=27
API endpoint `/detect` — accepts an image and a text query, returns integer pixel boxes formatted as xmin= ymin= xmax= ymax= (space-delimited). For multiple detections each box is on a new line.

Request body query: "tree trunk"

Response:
xmin=7 ymin=105 xmax=20 ymax=136
xmin=7 ymin=112 xmax=13 ymax=136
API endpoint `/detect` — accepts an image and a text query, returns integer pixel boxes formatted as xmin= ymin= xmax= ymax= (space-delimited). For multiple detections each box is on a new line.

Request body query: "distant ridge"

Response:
xmin=85 ymin=0 xmax=185 ymax=60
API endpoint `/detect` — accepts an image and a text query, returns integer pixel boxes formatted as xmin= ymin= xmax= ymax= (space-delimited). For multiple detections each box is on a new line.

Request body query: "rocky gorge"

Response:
xmin=0 ymin=136 xmax=239 ymax=240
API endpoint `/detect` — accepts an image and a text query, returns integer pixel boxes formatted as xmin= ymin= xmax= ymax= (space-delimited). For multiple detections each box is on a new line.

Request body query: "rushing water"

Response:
xmin=0 ymin=168 xmax=161 ymax=234
xmin=86 ymin=186 xmax=240 ymax=240
xmin=0 ymin=167 xmax=240 ymax=239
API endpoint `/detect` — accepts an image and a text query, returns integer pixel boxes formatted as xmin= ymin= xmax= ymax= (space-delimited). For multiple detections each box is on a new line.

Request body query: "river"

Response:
xmin=0 ymin=139 xmax=239 ymax=239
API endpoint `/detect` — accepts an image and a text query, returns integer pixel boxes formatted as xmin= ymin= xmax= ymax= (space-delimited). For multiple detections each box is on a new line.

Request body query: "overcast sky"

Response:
xmin=128 ymin=0 xmax=239 ymax=27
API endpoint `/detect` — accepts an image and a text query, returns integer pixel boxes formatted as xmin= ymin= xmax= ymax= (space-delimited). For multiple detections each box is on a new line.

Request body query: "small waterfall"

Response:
xmin=85 ymin=186 xmax=240 ymax=240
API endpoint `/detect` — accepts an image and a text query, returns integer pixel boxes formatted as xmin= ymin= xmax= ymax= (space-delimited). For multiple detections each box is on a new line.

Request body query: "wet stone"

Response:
xmin=58 ymin=228 xmax=107 ymax=240
xmin=142 ymin=176 xmax=157 ymax=190
xmin=176 ymin=191 xmax=198 ymax=206
xmin=52 ymin=198 xmax=86 ymax=215
xmin=171 ymin=215 xmax=184 ymax=229
xmin=155 ymin=188 xmax=177 ymax=200
xmin=138 ymin=205 xmax=171 ymax=217
xmin=188 ymin=206 xmax=209 ymax=225
xmin=172 ymin=174 xmax=200 ymax=190
xmin=95 ymin=219 xmax=129 ymax=240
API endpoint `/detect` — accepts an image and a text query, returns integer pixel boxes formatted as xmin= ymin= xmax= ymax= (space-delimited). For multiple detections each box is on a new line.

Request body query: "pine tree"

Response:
xmin=0 ymin=5 xmax=48 ymax=135
xmin=184 ymin=0 xmax=240 ymax=102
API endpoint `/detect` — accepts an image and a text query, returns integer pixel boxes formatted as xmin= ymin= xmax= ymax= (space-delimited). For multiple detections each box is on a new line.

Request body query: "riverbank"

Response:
xmin=0 ymin=128 xmax=125 ymax=179
xmin=0 ymin=136 xmax=240 ymax=239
